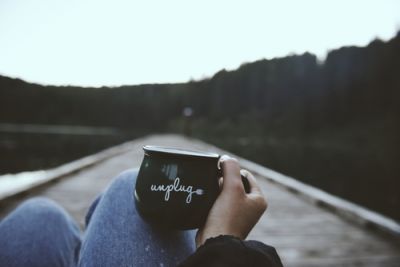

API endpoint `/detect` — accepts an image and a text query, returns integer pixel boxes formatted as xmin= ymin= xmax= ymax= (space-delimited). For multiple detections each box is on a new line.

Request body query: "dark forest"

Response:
xmin=1 ymin=32 xmax=399 ymax=221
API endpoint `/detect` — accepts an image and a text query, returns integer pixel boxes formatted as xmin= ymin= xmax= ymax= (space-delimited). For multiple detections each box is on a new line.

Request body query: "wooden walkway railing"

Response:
xmin=1 ymin=134 xmax=399 ymax=266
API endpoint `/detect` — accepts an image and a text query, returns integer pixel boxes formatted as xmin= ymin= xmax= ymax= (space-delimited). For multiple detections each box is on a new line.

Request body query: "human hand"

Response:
xmin=195 ymin=155 xmax=268 ymax=248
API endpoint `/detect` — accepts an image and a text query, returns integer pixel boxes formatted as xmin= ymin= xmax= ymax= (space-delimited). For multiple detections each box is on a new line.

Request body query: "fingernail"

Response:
xmin=218 ymin=155 xmax=230 ymax=169
xmin=219 ymin=155 xmax=230 ymax=162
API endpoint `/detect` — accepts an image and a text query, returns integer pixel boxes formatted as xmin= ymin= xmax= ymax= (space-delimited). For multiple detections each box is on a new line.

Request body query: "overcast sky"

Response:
xmin=0 ymin=0 xmax=399 ymax=87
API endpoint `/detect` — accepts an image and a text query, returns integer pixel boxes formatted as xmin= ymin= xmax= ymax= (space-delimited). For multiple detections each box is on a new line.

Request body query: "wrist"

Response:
xmin=197 ymin=234 xmax=244 ymax=249
xmin=196 ymin=229 xmax=244 ymax=248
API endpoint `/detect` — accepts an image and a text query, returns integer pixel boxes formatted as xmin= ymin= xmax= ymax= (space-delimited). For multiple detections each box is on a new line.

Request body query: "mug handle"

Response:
xmin=241 ymin=174 xmax=251 ymax=193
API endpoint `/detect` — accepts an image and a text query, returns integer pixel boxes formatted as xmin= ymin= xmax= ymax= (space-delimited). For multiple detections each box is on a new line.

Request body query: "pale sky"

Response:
xmin=0 ymin=0 xmax=399 ymax=87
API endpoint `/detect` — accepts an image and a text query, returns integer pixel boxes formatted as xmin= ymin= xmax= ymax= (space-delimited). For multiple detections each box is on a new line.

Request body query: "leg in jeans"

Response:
xmin=79 ymin=169 xmax=196 ymax=267
xmin=0 ymin=197 xmax=81 ymax=267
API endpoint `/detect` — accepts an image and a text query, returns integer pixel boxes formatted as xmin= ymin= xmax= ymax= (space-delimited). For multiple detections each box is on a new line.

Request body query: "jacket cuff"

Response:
xmin=179 ymin=235 xmax=283 ymax=267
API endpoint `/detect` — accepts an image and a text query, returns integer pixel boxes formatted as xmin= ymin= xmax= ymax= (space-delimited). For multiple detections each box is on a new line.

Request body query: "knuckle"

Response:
xmin=240 ymin=169 xmax=250 ymax=177
xmin=256 ymin=196 xmax=268 ymax=212
xmin=248 ymin=171 xmax=255 ymax=179
xmin=224 ymin=157 xmax=239 ymax=167
xmin=221 ymin=159 xmax=241 ymax=177
xmin=231 ymin=180 xmax=245 ymax=193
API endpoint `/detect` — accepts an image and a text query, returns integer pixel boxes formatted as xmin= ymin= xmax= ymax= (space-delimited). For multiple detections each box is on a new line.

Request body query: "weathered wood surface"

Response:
xmin=1 ymin=134 xmax=400 ymax=266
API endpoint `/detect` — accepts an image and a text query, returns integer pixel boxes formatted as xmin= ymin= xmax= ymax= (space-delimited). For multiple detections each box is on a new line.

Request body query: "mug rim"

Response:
xmin=143 ymin=145 xmax=220 ymax=159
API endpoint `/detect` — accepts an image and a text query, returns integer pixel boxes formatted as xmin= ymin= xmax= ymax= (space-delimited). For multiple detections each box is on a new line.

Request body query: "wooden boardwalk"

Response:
xmin=1 ymin=134 xmax=400 ymax=266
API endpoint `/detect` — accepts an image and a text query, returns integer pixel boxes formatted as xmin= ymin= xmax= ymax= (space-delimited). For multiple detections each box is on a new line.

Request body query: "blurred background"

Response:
xmin=0 ymin=0 xmax=399 ymax=222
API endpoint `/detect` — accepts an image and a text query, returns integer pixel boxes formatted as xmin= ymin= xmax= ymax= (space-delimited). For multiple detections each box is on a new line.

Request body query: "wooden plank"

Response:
xmin=1 ymin=134 xmax=399 ymax=267
xmin=0 ymin=139 xmax=135 ymax=202
xmin=284 ymin=255 xmax=400 ymax=267
xmin=186 ymin=138 xmax=400 ymax=238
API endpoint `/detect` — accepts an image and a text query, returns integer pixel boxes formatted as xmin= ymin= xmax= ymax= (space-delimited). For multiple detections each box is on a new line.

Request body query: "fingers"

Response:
xmin=219 ymin=155 xmax=264 ymax=197
xmin=219 ymin=155 xmax=243 ymax=195
xmin=240 ymin=169 xmax=263 ymax=195
xmin=241 ymin=169 xmax=268 ymax=212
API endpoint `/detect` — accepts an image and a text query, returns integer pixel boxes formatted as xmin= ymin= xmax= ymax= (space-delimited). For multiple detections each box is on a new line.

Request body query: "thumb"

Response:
xmin=219 ymin=155 xmax=244 ymax=195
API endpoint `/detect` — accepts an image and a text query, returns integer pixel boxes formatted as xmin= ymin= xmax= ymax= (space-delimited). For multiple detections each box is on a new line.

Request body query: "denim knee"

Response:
xmin=10 ymin=197 xmax=79 ymax=231
xmin=17 ymin=197 xmax=66 ymax=218
xmin=19 ymin=196 xmax=57 ymax=208
xmin=0 ymin=197 xmax=81 ymax=267
xmin=110 ymin=168 xmax=139 ymax=189
xmin=84 ymin=169 xmax=138 ymax=226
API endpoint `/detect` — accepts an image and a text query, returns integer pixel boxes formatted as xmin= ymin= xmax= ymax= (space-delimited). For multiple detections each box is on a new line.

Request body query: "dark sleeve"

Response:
xmin=178 ymin=235 xmax=284 ymax=267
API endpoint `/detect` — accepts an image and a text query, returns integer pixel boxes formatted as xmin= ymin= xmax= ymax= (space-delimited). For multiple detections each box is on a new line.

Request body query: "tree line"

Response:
xmin=0 ymin=32 xmax=399 ymax=220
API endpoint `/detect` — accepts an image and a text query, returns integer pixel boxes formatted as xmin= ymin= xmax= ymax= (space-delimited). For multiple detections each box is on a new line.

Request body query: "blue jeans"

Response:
xmin=0 ymin=169 xmax=195 ymax=267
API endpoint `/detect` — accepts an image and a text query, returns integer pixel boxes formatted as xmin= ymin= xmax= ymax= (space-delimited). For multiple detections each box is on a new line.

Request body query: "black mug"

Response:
xmin=133 ymin=145 xmax=249 ymax=230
